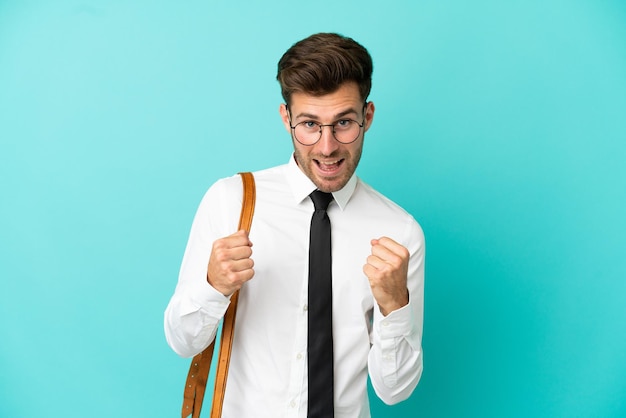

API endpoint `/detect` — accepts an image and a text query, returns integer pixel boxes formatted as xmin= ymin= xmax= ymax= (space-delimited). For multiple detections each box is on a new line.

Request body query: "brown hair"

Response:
xmin=277 ymin=33 xmax=373 ymax=105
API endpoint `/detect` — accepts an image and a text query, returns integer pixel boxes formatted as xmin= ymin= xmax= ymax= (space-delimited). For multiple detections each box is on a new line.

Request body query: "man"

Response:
xmin=165 ymin=33 xmax=424 ymax=417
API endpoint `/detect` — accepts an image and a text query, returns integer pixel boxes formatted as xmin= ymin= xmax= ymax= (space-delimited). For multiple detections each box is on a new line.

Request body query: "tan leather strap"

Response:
xmin=210 ymin=172 xmax=255 ymax=417
xmin=182 ymin=347 xmax=214 ymax=418
xmin=182 ymin=172 xmax=256 ymax=418
xmin=236 ymin=172 xmax=256 ymax=235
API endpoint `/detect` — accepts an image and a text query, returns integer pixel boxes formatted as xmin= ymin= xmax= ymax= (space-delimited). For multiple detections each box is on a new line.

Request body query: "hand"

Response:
xmin=363 ymin=236 xmax=410 ymax=316
xmin=207 ymin=230 xmax=254 ymax=296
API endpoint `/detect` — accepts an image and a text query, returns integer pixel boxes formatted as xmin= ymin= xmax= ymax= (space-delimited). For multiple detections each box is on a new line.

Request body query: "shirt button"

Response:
xmin=290 ymin=400 xmax=296 ymax=408
xmin=303 ymin=304 xmax=308 ymax=311
xmin=382 ymin=321 xmax=389 ymax=327
xmin=296 ymin=353 xmax=303 ymax=360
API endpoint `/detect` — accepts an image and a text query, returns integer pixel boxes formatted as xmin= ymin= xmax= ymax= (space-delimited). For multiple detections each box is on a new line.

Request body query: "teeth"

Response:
xmin=319 ymin=160 xmax=339 ymax=165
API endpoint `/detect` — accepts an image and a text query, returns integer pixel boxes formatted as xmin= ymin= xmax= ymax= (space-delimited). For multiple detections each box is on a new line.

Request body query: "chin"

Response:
xmin=313 ymin=177 xmax=348 ymax=193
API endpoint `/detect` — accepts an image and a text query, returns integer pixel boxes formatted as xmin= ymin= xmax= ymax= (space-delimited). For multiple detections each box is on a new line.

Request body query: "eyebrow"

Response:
xmin=293 ymin=108 xmax=360 ymax=121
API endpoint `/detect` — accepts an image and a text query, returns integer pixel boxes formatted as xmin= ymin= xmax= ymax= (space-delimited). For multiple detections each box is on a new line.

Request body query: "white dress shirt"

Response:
xmin=164 ymin=155 xmax=425 ymax=418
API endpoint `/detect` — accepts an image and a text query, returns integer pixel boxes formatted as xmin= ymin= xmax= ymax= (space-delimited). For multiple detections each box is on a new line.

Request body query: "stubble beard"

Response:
xmin=293 ymin=141 xmax=363 ymax=193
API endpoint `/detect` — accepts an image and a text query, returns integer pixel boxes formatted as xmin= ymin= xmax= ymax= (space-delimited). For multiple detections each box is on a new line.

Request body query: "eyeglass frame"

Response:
xmin=286 ymin=103 xmax=369 ymax=146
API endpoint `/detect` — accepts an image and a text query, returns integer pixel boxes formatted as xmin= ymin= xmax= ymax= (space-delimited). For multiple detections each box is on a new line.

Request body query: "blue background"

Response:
xmin=1 ymin=0 xmax=625 ymax=417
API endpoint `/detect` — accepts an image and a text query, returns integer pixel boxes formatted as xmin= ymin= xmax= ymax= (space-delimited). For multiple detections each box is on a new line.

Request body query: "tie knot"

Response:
xmin=310 ymin=190 xmax=333 ymax=211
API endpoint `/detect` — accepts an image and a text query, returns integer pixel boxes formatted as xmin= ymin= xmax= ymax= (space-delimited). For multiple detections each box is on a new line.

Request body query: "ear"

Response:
xmin=363 ymin=101 xmax=375 ymax=133
xmin=279 ymin=103 xmax=292 ymax=133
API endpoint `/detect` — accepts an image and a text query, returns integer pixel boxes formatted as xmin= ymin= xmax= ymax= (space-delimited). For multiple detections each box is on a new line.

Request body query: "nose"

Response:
xmin=316 ymin=125 xmax=340 ymax=156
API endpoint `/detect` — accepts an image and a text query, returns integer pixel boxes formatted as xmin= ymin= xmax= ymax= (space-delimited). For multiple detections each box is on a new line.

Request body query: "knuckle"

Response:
xmin=214 ymin=248 xmax=229 ymax=262
xmin=212 ymin=238 xmax=227 ymax=250
xmin=367 ymin=268 xmax=382 ymax=281
xmin=215 ymin=253 xmax=227 ymax=263
xmin=226 ymin=271 xmax=239 ymax=283
xmin=389 ymin=253 xmax=404 ymax=267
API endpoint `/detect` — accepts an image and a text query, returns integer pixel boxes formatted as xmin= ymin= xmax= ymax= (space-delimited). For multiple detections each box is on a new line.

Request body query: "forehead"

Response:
xmin=289 ymin=82 xmax=362 ymax=119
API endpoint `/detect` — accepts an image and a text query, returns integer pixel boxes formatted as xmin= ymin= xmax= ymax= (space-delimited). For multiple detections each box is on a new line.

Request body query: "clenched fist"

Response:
xmin=207 ymin=230 xmax=255 ymax=296
xmin=363 ymin=236 xmax=410 ymax=316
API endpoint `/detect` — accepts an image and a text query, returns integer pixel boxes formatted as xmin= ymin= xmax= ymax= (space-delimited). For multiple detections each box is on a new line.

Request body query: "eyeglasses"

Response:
xmin=287 ymin=106 xmax=366 ymax=146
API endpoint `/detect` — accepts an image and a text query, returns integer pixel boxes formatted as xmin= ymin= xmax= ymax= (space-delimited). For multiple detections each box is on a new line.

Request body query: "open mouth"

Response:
xmin=314 ymin=158 xmax=345 ymax=174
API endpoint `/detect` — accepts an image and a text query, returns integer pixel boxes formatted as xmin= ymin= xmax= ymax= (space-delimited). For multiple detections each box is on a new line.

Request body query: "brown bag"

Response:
xmin=181 ymin=172 xmax=256 ymax=418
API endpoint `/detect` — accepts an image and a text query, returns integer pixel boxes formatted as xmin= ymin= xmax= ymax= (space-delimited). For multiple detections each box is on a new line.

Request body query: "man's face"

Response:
xmin=280 ymin=82 xmax=375 ymax=193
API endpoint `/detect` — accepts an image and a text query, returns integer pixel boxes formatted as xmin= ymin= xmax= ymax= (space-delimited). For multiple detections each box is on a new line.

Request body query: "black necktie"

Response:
xmin=308 ymin=190 xmax=334 ymax=417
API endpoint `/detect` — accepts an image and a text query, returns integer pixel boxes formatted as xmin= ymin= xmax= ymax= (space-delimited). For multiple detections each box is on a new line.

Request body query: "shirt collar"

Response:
xmin=286 ymin=154 xmax=357 ymax=211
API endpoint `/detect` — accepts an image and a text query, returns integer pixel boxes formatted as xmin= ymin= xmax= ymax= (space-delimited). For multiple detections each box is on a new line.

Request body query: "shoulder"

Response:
xmin=248 ymin=164 xmax=290 ymax=190
xmin=201 ymin=164 xmax=287 ymax=204
xmin=201 ymin=173 xmax=243 ymax=203
xmin=353 ymin=179 xmax=415 ymax=219
xmin=351 ymin=178 xmax=425 ymax=241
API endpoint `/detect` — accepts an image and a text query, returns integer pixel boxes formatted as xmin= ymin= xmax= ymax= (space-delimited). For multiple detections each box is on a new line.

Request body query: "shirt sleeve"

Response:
xmin=368 ymin=217 xmax=425 ymax=404
xmin=164 ymin=176 xmax=242 ymax=358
